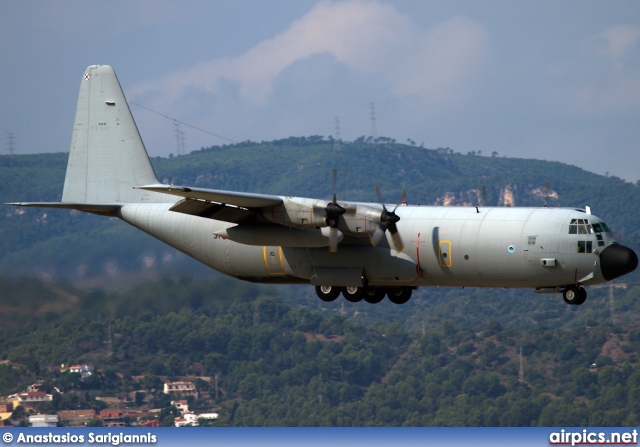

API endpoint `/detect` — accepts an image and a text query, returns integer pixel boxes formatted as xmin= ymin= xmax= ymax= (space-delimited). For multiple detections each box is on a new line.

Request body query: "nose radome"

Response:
xmin=600 ymin=243 xmax=638 ymax=281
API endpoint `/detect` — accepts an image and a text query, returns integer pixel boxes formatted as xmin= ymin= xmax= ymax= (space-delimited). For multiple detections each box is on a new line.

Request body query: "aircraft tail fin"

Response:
xmin=61 ymin=65 xmax=166 ymax=204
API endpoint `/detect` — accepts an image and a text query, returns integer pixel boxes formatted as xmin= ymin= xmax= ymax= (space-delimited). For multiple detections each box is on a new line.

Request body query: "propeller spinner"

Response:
xmin=314 ymin=169 xmax=350 ymax=252
xmin=370 ymin=184 xmax=406 ymax=252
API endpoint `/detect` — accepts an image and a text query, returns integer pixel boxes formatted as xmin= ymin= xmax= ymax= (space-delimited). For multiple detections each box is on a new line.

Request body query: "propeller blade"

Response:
xmin=370 ymin=185 xmax=405 ymax=250
xmin=322 ymin=168 xmax=345 ymax=252
xmin=370 ymin=226 xmax=386 ymax=247
xmin=392 ymin=189 xmax=407 ymax=212
xmin=374 ymin=184 xmax=386 ymax=211
xmin=389 ymin=224 xmax=404 ymax=252
xmin=329 ymin=227 xmax=339 ymax=253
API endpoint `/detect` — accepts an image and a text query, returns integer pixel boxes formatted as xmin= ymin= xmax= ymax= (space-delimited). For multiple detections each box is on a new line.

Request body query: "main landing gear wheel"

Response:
xmin=315 ymin=285 xmax=341 ymax=302
xmin=343 ymin=286 xmax=364 ymax=303
xmin=364 ymin=288 xmax=386 ymax=304
xmin=387 ymin=287 xmax=413 ymax=305
xmin=563 ymin=286 xmax=587 ymax=305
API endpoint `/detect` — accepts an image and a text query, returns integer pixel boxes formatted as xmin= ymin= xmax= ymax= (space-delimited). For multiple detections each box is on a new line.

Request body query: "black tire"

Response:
xmin=315 ymin=285 xmax=341 ymax=302
xmin=342 ymin=286 xmax=364 ymax=303
xmin=387 ymin=287 xmax=412 ymax=305
xmin=563 ymin=286 xmax=586 ymax=305
xmin=364 ymin=288 xmax=385 ymax=304
xmin=575 ymin=287 xmax=587 ymax=305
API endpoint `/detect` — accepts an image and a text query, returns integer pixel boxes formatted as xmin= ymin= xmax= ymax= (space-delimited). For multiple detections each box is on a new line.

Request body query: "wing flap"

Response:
xmin=169 ymin=198 xmax=256 ymax=224
xmin=137 ymin=184 xmax=283 ymax=208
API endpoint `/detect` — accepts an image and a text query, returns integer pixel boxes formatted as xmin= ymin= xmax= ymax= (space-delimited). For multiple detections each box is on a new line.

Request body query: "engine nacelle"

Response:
xmin=261 ymin=197 xmax=328 ymax=229
xmin=261 ymin=198 xmax=384 ymax=238
xmin=337 ymin=205 xmax=383 ymax=237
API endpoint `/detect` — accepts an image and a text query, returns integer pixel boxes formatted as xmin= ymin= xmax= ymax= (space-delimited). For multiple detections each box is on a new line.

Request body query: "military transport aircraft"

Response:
xmin=8 ymin=65 xmax=638 ymax=305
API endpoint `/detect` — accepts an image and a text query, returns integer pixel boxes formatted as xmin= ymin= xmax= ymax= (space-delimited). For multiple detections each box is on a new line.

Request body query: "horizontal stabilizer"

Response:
xmin=137 ymin=184 xmax=283 ymax=208
xmin=7 ymin=202 xmax=122 ymax=217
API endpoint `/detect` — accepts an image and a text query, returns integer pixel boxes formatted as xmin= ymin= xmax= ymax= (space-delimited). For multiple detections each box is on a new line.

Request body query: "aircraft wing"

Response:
xmin=136 ymin=184 xmax=283 ymax=208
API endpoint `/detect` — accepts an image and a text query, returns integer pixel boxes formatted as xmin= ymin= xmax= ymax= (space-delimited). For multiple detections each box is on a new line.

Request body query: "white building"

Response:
xmin=163 ymin=381 xmax=197 ymax=397
xmin=10 ymin=392 xmax=53 ymax=408
xmin=174 ymin=413 xmax=199 ymax=427
xmin=174 ymin=412 xmax=218 ymax=427
xmin=171 ymin=400 xmax=189 ymax=414
xmin=29 ymin=414 xmax=58 ymax=427
xmin=69 ymin=365 xmax=94 ymax=379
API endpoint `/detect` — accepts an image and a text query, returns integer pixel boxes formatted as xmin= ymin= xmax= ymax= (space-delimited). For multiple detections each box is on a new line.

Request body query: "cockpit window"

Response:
xmin=591 ymin=221 xmax=612 ymax=234
xmin=574 ymin=220 xmax=614 ymax=243
xmin=569 ymin=219 xmax=593 ymax=234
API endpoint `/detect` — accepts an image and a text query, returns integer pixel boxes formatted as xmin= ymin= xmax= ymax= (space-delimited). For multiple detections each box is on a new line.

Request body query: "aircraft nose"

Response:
xmin=600 ymin=243 xmax=638 ymax=281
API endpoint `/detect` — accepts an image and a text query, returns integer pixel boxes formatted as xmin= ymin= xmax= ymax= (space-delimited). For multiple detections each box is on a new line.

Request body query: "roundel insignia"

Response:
xmin=508 ymin=245 xmax=515 ymax=253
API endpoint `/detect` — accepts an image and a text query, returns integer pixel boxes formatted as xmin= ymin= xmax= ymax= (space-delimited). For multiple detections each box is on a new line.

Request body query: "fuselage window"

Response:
xmin=577 ymin=241 xmax=593 ymax=253
xmin=569 ymin=219 xmax=593 ymax=235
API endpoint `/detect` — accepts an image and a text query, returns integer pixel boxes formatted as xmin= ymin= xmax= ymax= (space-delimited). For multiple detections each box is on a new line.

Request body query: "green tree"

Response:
xmin=86 ymin=418 xmax=103 ymax=427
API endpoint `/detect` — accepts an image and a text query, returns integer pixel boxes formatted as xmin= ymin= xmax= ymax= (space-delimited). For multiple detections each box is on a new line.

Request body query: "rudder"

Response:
xmin=62 ymin=65 xmax=165 ymax=204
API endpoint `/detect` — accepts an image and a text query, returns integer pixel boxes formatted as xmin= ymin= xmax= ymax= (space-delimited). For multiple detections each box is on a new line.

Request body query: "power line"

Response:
xmin=128 ymin=100 xmax=403 ymax=194
xmin=369 ymin=102 xmax=377 ymax=141
xmin=6 ymin=132 xmax=16 ymax=155
xmin=128 ymin=100 xmax=237 ymax=145
xmin=519 ymin=346 xmax=524 ymax=383
xmin=174 ymin=123 xmax=186 ymax=156
xmin=333 ymin=117 xmax=341 ymax=152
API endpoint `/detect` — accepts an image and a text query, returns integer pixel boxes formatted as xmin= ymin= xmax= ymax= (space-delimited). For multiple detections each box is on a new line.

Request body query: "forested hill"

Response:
xmin=2 ymin=138 xmax=640 ymax=426
xmin=2 ymin=136 xmax=640 ymax=281
xmin=2 ymin=274 xmax=640 ymax=426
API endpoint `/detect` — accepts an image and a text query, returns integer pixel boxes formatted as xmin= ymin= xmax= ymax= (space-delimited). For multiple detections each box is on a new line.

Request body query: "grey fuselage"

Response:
xmin=119 ymin=202 xmax=614 ymax=289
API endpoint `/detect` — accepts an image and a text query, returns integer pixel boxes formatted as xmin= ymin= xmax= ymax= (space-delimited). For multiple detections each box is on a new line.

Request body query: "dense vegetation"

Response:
xmin=2 ymin=137 xmax=640 ymax=426
xmin=1 ymin=274 xmax=640 ymax=426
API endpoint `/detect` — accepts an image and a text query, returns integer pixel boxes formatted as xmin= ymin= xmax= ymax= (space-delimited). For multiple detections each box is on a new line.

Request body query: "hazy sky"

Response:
xmin=2 ymin=1 xmax=640 ymax=182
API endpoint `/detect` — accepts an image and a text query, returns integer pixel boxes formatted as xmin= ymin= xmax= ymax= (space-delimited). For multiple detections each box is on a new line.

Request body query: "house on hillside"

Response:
xmin=171 ymin=400 xmax=189 ymax=414
xmin=9 ymin=392 xmax=53 ymax=409
xmin=174 ymin=412 xmax=199 ymax=427
xmin=174 ymin=412 xmax=219 ymax=427
xmin=99 ymin=410 xmax=125 ymax=427
xmin=57 ymin=409 xmax=96 ymax=427
xmin=69 ymin=365 xmax=94 ymax=379
xmin=199 ymin=413 xmax=219 ymax=421
xmin=0 ymin=401 xmax=13 ymax=422
xmin=29 ymin=414 xmax=58 ymax=427
xmin=163 ymin=381 xmax=197 ymax=398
